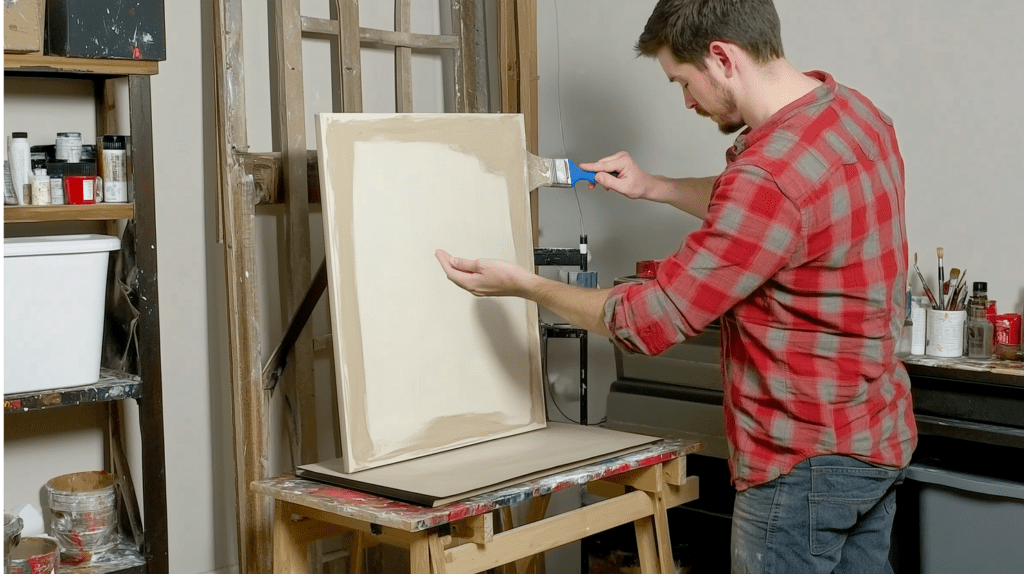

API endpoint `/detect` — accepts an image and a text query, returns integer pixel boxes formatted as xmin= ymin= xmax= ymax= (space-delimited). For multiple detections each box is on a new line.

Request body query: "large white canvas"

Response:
xmin=315 ymin=114 xmax=545 ymax=473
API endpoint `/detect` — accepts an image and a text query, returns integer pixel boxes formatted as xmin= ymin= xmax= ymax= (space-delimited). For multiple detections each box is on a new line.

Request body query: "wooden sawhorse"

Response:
xmin=252 ymin=439 xmax=700 ymax=574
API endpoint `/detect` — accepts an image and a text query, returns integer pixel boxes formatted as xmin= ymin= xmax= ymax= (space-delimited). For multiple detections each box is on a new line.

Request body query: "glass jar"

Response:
xmin=967 ymin=304 xmax=994 ymax=359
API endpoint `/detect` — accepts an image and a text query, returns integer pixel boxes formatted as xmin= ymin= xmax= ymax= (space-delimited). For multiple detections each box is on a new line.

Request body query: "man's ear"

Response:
xmin=706 ymin=41 xmax=738 ymax=79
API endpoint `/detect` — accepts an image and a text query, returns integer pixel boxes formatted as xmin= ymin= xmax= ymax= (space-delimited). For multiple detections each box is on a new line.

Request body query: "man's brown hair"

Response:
xmin=636 ymin=0 xmax=784 ymax=68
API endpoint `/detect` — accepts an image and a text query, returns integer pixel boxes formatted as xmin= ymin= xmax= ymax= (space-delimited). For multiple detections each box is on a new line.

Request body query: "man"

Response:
xmin=436 ymin=1 xmax=916 ymax=572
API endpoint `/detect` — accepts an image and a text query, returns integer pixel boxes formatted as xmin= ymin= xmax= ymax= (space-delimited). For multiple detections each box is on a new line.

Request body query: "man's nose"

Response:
xmin=683 ymin=89 xmax=697 ymax=110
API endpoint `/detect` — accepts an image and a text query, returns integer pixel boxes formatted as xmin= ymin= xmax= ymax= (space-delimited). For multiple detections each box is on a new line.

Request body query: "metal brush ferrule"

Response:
xmin=548 ymin=158 xmax=572 ymax=187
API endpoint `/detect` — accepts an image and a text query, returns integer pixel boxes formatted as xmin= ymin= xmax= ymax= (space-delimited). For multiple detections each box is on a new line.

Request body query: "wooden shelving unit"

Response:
xmin=3 ymin=203 xmax=135 ymax=222
xmin=4 ymin=53 xmax=158 ymax=76
xmin=4 ymin=369 xmax=143 ymax=413
xmin=4 ymin=53 xmax=167 ymax=574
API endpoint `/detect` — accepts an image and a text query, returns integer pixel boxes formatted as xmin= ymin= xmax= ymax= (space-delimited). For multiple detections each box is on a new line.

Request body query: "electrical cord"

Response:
xmin=551 ymin=0 xmax=586 ymax=238
xmin=543 ymin=1 xmax=606 ymax=427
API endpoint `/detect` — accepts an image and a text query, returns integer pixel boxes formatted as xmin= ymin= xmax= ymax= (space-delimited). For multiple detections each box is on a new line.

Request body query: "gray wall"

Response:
xmin=4 ymin=2 xmax=1022 ymax=573
xmin=538 ymin=0 xmax=1024 ymax=428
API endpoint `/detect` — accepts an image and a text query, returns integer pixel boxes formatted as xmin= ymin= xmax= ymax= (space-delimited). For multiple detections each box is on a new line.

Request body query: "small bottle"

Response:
xmin=967 ymin=304 xmax=994 ymax=359
xmin=99 ymin=135 xmax=128 ymax=203
xmin=30 ymin=168 xmax=51 ymax=205
xmin=969 ymin=282 xmax=988 ymax=311
xmin=47 ymin=162 xmax=67 ymax=205
xmin=895 ymin=285 xmax=913 ymax=358
xmin=8 ymin=132 xmax=31 ymax=205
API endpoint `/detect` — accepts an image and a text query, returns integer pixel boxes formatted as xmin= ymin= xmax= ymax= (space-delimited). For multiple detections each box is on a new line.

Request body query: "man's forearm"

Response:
xmin=520 ymin=275 xmax=614 ymax=338
xmin=650 ymin=176 xmax=717 ymax=219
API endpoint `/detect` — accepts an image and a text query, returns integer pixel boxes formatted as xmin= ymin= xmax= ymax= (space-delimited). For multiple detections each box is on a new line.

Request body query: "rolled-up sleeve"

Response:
xmin=604 ymin=165 xmax=802 ymax=356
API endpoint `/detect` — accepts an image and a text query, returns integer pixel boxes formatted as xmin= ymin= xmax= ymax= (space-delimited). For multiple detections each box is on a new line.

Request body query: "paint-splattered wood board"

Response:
xmin=253 ymin=438 xmax=700 ymax=532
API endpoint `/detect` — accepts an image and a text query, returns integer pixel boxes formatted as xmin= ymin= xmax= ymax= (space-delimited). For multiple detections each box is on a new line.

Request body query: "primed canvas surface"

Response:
xmin=315 ymin=113 xmax=545 ymax=473
xmin=297 ymin=422 xmax=659 ymax=506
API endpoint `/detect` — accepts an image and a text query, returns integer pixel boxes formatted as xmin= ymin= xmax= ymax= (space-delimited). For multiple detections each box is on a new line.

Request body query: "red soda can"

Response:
xmin=994 ymin=313 xmax=1022 ymax=345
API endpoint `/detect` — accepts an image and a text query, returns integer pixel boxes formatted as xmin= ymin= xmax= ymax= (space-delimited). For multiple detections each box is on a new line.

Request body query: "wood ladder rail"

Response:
xmin=212 ymin=2 xmax=539 ymax=573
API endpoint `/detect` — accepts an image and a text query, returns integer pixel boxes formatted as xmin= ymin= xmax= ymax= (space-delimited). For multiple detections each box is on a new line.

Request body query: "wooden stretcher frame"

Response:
xmin=212 ymin=1 xmax=539 ymax=573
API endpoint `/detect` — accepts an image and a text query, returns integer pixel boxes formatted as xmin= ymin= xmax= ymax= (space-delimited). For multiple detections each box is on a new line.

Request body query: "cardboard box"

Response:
xmin=4 ymin=0 xmax=45 ymax=54
xmin=46 ymin=0 xmax=166 ymax=61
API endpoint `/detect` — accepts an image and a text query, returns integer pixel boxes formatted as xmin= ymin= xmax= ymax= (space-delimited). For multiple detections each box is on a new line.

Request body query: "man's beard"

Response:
xmin=702 ymin=79 xmax=745 ymax=135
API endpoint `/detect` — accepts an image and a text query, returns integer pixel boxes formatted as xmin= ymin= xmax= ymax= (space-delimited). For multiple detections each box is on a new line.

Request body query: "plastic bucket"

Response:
xmin=4 ymin=514 xmax=24 ymax=574
xmin=8 ymin=537 xmax=59 ymax=574
xmin=45 ymin=472 xmax=118 ymax=562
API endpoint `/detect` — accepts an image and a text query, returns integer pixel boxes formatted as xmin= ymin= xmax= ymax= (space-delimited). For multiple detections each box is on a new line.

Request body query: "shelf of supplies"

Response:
xmin=4 ymin=54 xmax=158 ymax=76
xmin=4 ymin=203 xmax=134 ymax=223
xmin=4 ymin=369 xmax=143 ymax=413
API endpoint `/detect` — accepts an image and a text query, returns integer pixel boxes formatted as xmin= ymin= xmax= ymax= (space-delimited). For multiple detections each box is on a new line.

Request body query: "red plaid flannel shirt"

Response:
xmin=605 ymin=72 xmax=917 ymax=490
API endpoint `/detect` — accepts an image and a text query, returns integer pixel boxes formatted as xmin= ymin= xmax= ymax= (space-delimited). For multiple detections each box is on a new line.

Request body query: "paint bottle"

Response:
xmin=911 ymin=296 xmax=928 ymax=355
xmin=8 ymin=132 xmax=31 ymax=205
xmin=55 ymin=132 xmax=83 ymax=162
xmin=98 ymin=135 xmax=128 ymax=203
xmin=47 ymin=162 xmax=68 ymax=205
xmin=967 ymin=304 xmax=994 ymax=359
xmin=30 ymin=168 xmax=51 ymax=205
xmin=895 ymin=287 xmax=913 ymax=358
xmin=4 ymin=160 xmax=16 ymax=205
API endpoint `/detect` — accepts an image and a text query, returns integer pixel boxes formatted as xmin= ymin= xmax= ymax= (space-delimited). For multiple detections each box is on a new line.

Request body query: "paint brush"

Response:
xmin=936 ymin=247 xmax=945 ymax=310
xmin=913 ymin=252 xmax=940 ymax=310
xmin=946 ymin=268 xmax=962 ymax=308
xmin=944 ymin=267 xmax=960 ymax=309
xmin=526 ymin=153 xmax=617 ymax=190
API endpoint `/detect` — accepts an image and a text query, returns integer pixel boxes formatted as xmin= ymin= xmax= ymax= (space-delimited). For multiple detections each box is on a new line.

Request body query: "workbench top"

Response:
xmin=902 ymin=355 xmax=1024 ymax=389
xmin=251 ymin=437 xmax=701 ymax=532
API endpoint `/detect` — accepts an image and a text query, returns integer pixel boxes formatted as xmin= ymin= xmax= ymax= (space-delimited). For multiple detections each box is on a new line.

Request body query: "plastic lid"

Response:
xmin=4 ymin=234 xmax=120 ymax=257
xmin=56 ymin=132 xmax=82 ymax=137
xmin=12 ymin=132 xmax=27 ymax=138
xmin=45 ymin=161 xmax=69 ymax=176
xmin=973 ymin=281 xmax=987 ymax=292
xmin=101 ymin=135 xmax=128 ymax=150
xmin=62 ymin=162 xmax=97 ymax=176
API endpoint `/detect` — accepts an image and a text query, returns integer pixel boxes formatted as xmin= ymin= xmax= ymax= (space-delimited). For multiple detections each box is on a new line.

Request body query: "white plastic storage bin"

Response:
xmin=4 ymin=234 xmax=120 ymax=394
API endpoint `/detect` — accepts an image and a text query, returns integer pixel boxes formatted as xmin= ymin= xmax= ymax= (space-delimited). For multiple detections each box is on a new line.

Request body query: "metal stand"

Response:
xmin=535 ymin=235 xmax=592 ymax=426
xmin=535 ymin=235 xmax=596 ymax=574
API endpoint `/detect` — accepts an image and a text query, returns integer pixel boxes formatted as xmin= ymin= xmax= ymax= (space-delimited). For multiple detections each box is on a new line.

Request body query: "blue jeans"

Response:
xmin=731 ymin=455 xmax=906 ymax=574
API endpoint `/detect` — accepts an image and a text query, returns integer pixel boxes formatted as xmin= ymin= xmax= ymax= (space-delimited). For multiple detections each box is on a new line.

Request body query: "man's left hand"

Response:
xmin=435 ymin=249 xmax=532 ymax=297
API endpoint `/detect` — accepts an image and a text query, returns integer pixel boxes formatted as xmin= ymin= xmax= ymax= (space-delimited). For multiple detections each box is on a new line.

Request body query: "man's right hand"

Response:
xmin=580 ymin=151 xmax=717 ymax=220
xmin=578 ymin=151 xmax=656 ymax=201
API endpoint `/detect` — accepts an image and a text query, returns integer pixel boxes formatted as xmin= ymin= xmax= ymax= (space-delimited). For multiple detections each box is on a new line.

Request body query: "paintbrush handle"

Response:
xmin=914 ymin=265 xmax=940 ymax=310
xmin=938 ymin=269 xmax=945 ymax=310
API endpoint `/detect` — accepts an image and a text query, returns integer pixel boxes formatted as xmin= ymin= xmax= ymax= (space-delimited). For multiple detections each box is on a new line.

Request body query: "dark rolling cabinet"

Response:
xmin=4 ymin=55 xmax=167 ymax=574
xmin=890 ymin=360 xmax=1024 ymax=574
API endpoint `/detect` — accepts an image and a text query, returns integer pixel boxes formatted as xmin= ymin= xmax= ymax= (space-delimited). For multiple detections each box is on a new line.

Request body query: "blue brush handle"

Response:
xmin=568 ymin=159 xmax=618 ymax=186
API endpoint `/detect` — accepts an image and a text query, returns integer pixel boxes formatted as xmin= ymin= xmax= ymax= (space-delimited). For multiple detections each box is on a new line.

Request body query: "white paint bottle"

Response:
xmin=47 ymin=163 xmax=67 ymax=205
xmin=911 ymin=296 xmax=928 ymax=355
xmin=31 ymin=168 xmax=51 ymax=205
xmin=99 ymin=135 xmax=128 ymax=203
xmin=8 ymin=132 xmax=31 ymax=205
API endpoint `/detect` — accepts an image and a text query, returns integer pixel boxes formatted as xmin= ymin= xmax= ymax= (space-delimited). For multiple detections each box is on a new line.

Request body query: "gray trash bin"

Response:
xmin=905 ymin=459 xmax=1024 ymax=574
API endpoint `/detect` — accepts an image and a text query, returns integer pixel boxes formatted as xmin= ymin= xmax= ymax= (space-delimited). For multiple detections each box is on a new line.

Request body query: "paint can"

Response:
xmin=45 ymin=472 xmax=118 ymax=563
xmin=55 ymin=133 xmax=83 ymax=163
xmin=3 ymin=511 xmax=24 ymax=572
xmin=926 ymin=309 xmax=966 ymax=357
xmin=61 ymin=163 xmax=100 ymax=205
xmin=3 ymin=515 xmax=23 ymax=572
xmin=636 ymin=260 xmax=660 ymax=278
xmin=8 ymin=537 xmax=59 ymax=574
